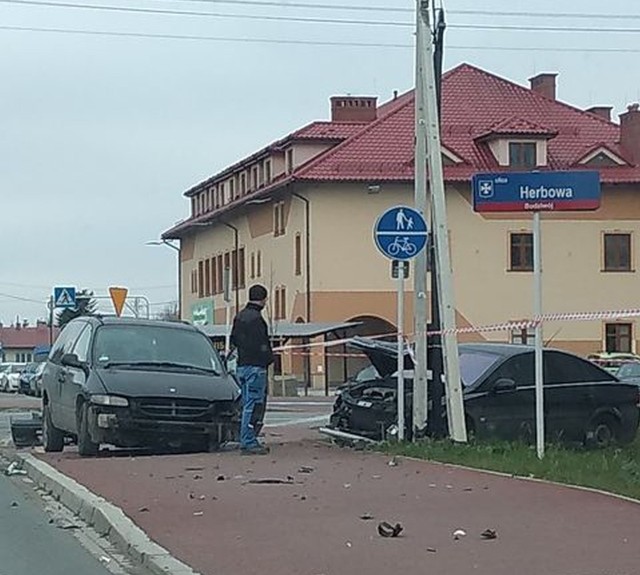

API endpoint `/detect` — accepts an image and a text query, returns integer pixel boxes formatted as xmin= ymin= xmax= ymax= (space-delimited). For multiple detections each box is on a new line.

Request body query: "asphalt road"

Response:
xmin=0 ymin=473 xmax=115 ymax=575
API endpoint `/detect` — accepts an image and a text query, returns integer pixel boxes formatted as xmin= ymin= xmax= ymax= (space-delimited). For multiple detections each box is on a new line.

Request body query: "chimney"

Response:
xmin=529 ymin=73 xmax=557 ymax=100
xmin=620 ymin=103 xmax=640 ymax=166
xmin=586 ymin=106 xmax=613 ymax=122
xmin=330 ymin=96 xmax=378 ymax=123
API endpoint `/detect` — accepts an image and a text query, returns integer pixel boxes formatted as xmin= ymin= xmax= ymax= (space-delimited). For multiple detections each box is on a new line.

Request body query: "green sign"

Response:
xmin=191 ymin=301 xmax=213 ymax=326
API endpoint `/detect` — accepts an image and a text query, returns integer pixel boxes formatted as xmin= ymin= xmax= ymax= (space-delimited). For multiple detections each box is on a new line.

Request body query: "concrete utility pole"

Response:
xmin=416 ymin=0 xmax=467 ymax=442
xmin=412 ymin=0 xmax=429 ymax=439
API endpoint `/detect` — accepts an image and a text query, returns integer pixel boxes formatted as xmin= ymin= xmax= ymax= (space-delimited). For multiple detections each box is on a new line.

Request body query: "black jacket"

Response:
xmin=230 ymin=303 xmax=274 ymax=368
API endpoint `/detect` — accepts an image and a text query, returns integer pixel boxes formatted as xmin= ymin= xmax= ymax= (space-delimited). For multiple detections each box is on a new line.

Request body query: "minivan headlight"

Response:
xmin=90 ymin=395 xmax=129 ymax=407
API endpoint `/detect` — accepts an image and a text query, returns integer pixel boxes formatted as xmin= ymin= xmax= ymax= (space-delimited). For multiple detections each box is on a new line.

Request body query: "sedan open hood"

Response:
xmin=96 ymin=368 xmax=240 ymax=401
xmin=347 ymin=337 xmax=414 ymax=378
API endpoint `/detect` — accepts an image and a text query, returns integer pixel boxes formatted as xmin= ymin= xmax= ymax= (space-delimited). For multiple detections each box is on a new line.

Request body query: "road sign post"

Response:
xmin=472 ymin=170 xmax=601 ymax=459
xmin=375 ymin=206 xmax=428 ymax=441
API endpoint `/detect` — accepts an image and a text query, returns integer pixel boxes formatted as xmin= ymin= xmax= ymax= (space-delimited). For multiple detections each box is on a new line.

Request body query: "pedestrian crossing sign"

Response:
xmin=53 ymin=286 xmax=76 ymax=309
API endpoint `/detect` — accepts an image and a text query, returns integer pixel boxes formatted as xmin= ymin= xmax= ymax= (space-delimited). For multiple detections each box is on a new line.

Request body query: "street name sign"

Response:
xmin=472 ymin=170 xmax=601 ymax=213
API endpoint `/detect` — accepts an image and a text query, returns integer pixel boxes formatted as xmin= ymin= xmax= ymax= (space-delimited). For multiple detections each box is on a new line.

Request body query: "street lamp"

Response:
xmin=146 ymin=239 xmax=181 ymax=319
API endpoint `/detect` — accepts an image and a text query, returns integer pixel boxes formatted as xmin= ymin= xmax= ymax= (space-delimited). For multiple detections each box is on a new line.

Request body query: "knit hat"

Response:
xmin=248 ymin=284 xmax=268 ymax=302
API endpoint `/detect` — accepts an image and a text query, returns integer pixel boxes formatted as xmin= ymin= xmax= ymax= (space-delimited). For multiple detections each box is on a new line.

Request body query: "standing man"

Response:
xmin=230 ymin=284 xmax=273 ymax=455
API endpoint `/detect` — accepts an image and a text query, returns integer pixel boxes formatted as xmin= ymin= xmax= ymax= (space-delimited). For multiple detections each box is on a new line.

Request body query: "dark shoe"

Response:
xmin=240 ymin=445 xmax=270 ymax=456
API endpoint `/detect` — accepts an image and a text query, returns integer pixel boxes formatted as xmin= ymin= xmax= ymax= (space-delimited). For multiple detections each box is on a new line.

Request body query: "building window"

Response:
xmin=605 ymin=323 xmax=633 ymax=353
xmin=198 ymin=261 xmax=204 ymax=298
xmin=211 ymin=257 xmax=217 ymax=295
xmin=510 ymin=326 xmax=535 ymax=345
xmin=238 ymin=247 xmax=246 ymax=288
xmin=216 ymin=254 xmax=223 ymax=293
xmin=191 ymin=270 xmax=198 ymax=294
xmin=509 ymin=232 xmax=533 ymax=271
xmin=204 ymin=258 xmax=211 ymax=296
xmin=274 ymin=201 xmax=286 ymax=237
xmin=250 ymin=252 xmax=256 ymax=279
xmin=294 ymin=233 xmax=302 ymax=276
xmin=191 ymin=197 xmax=197 ymax=217
xmin=257 ymin=250 xmax=262 ymax=277
xmin=286 ymin=149 xmax=294 ymax=173
xmin=274 ymin=286 xmax=287 ymax=320
xmin=240 ymin=173 xmax=247 ymax=195
xmin=231 ymin=250 xmax=238 ymax=289
xmin=265 ymin=159 xmax=272 ymax=183
xmin=230 ymin=178 xmax=236 ymax=200
xmin=509 ymin=142 xmax=537 ymax=168
xmin=603 ymin=233 xmax=632 ymax=272
xmin=252 ymin=166 xmax=259 ymax=190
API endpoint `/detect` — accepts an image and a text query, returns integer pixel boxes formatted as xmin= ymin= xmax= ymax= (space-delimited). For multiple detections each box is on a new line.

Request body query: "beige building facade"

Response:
xmin=164 ymin=64 xmax=640 ymax=386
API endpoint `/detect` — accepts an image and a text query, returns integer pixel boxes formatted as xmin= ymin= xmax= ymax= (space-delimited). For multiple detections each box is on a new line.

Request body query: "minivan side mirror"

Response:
xmin=494 ymin=378 xmax=516 ymax=393
xmin=61 ymin=353 xmax=89 ymax=376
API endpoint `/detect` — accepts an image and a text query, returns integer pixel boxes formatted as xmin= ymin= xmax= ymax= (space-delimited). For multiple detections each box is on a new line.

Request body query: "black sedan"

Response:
xmin=329 ymin=338 xmax=640 ymax=447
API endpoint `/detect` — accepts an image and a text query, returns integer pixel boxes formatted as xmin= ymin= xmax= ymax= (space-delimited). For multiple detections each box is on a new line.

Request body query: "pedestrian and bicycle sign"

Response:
xmin=53 ymin=286 xmax=76 ymax=309
xmin=374 ymin=206 xmax=429 ymax=261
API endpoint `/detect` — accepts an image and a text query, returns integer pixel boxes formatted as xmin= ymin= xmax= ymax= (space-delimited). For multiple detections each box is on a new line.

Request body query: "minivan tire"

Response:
xmin=77 ymin=403 xmax=99 ymax=457
xmin=42 ymin=403 xmax=64 ymax=452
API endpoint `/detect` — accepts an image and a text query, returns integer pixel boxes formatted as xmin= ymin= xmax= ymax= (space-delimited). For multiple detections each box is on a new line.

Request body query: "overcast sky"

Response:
xmin=1 ymin=0 xmax=639 ymax=324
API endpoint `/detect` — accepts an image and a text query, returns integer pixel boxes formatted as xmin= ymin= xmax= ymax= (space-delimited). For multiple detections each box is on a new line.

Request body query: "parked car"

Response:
xmin=329 ymin=338 xmax=640 ymax=447
xmin=19 ymin=362 xmax=41 ymax=395
xmin=31 ymin=362 xmax=46 ymax=397
xmin=587 ymin=352 xmax=640 ymax=375
xmin=42 ymin=316 xmax=241 ymax=456
xmin=616 ymin=361 xmax=640 ymax=385
xmin=0 ymin=363 xmax=27 ymax=393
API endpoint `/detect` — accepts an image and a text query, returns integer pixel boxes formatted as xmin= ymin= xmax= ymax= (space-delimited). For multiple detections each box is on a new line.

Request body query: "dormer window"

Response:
xmin=509 ymin=142 xmax=537 ymax=168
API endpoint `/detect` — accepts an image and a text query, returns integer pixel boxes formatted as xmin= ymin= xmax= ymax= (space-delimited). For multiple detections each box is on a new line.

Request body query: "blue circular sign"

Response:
xmin=374 ymin=206 xmax=429 ymax=261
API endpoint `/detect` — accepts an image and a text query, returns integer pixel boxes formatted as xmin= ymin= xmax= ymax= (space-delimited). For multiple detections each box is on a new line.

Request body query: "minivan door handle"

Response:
xmin=57 ymin=371 xmax=67 ymax=383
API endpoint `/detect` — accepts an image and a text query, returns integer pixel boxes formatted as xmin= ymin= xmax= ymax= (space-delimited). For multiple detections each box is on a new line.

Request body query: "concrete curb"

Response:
xmin=17 ymin=453 xmax=202 ymax=575
xmin=397 ymin=454 xmax=640 ymax=506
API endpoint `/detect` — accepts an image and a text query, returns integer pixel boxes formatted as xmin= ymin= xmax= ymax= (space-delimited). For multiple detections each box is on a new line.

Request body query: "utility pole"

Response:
xmin=417 ymin=0 xmax=467 ymax=442
xmin=412 ymin=0 xmax=429 ymax=440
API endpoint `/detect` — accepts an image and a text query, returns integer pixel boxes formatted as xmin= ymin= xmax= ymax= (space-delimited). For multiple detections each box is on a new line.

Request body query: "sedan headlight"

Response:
xmin=90 ymin=394 xmax=129 ymax=407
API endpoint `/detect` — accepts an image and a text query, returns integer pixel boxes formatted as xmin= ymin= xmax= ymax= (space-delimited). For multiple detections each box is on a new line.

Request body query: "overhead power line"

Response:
xmin=450 ymin=9 xmax=640 ymax=21
xmin=0 ymin=292 xmax=46 ymax=304
xmin=0 ymin=0 xmax=413 ymax=26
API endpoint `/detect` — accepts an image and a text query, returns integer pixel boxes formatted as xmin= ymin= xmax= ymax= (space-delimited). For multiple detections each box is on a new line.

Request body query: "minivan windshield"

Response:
xmin=93 ymin=325 xmax=223 ymax=374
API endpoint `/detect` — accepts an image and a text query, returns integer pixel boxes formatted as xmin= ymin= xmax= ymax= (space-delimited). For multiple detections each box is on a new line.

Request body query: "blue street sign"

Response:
xmin=53 ymin=286 xmax=76 ymax=309
xmin=472 ymin=170 xmax=601 ymax=213
xmin=374 ymin=206 xmax=428 ymax=261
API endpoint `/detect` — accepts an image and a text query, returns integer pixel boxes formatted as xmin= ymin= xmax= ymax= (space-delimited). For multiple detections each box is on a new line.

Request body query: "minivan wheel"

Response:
xmin=42 ymin=403 xmax=64 ymax=452
xmin=585 ymin=416 xmax=618 ymax=449
xmin=77 ymin=403 xmax=99 ymax=457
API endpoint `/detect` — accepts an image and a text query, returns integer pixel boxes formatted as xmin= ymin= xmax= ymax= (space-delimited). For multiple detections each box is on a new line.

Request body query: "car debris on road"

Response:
xmin=377 ymin=522 xmax=404 ymax=538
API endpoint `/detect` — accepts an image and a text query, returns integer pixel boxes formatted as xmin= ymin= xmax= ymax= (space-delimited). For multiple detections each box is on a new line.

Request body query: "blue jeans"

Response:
xmin=237 ymin=365 xmax=267 ymax=449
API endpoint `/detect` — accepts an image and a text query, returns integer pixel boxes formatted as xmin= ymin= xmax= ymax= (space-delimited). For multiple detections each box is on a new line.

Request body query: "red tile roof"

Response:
xmin=476 ymin=116 xmax=558 ymax=139
xmin=0 ymin=325 xmax=57 ymax=349
xmin=296 ymin=63 xmax=640 ymax=184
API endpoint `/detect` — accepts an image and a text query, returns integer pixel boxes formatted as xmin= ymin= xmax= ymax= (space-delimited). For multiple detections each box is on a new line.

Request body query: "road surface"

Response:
xmin=0 ymin=472 xmax=120 ymax=575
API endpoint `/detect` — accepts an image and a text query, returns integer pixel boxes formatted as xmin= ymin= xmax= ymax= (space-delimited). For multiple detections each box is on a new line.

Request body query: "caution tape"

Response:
xmin=272 ymin=308 xmax=640 ymax=353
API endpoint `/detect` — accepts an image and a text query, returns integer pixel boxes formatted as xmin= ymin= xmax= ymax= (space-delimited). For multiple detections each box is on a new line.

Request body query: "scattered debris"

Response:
xmin=427 ymin=547 xmax=437 ymax=553
xmin=387 ymin=457 xmax=398 ymax=467
xmin=377 ymin=522 xmax=403 ymax=538
xmin=233 ymin=475 xmax=244 ymax=480
xmin=300 ymin=495 xmax=307 ymax=501
xmin=193 ymin=474 xmax=203 ymax=480
xmin=52 ymin=517 xmax=80 ymax=530
xmin=298 ymin=466 xmax=315 ymax=474
xmin=164 ymin=475 xmax=175 ymax=479
xmin=286 ymin=475 xmax=295 ymax=482
xmin=359 ymin=513 xmax=374 ymax=521
xmin=216 ymin=475 xmax=225 ymax=481
xmin=345 ymin=541 xmax=352 ymax=548
xmin=185 ymin=466 xmax=204 ymax=471
xmin=198 ymin=495 xmax=206 ymax=500
xmin=188 ymin=492 xmax=195 ymax=500
xmin=138 ymin=506 xmax=149 ymax=513
xmin=343 ymin=483 xmax=351 ymax=489
xmin=463 ymin=487 xmax=473 ymax=492
xmin=193 ymin=511 xmax=204 ymax=517
xmin=372 ymin=475 xmax=381 ymax=480
xmin=453 ymin=529 xmax=467 ymax=540
xmin=10 ymin=501 xmax=19 ymax=508
xmin=429 ymin=483 xmax=437 ymax=488
xmin=446 ymin=485 xmax=453 ymax=489
xmin=481 ymin=529 xmax=497 ymax=540
xmin=5 ymin=462 xmax=26 ymax=476
xmin=21 ymin=477 xmax=34 ymax=484
xmin=244 ymin=478 xmax=294 ymax=485
xmin=99 ymin=556 xmax=111 ymax=565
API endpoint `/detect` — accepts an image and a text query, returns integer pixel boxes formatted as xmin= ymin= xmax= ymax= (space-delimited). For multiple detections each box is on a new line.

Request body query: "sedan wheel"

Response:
xmin=585 ymin=416 xmax=618 ymax=448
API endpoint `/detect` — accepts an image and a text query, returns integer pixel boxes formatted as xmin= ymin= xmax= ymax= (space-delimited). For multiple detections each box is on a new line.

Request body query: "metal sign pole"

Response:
xmin=397 ymin=263 xmax=406 ymax=442
xmin=533 ymin=211 xmax=545 ymax=459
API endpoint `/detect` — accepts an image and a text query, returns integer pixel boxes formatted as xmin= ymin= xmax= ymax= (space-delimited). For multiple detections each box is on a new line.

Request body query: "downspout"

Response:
xmin=291 ymin=191 xmax=311 ymax=322
xmin=222 ymin=222 xmax=240 ymax=312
